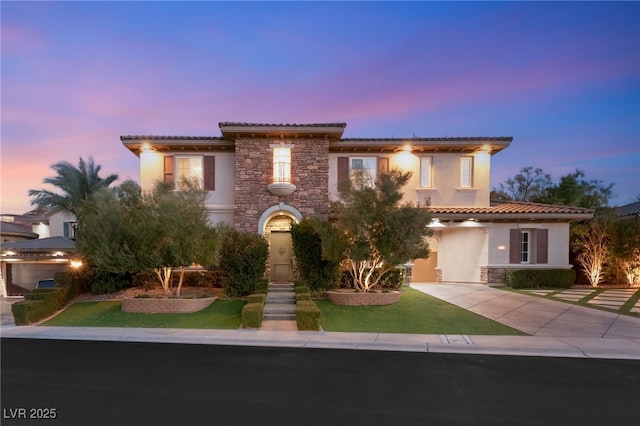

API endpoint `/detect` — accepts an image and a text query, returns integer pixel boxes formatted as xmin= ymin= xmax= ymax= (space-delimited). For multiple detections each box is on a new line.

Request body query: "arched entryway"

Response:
xmin=258 ymin=204 xmax=302 ymax=282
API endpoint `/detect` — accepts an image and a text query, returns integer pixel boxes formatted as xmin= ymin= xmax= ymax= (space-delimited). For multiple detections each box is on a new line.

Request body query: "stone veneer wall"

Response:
xmin=234 ymin=138 xmax=330 ymax=232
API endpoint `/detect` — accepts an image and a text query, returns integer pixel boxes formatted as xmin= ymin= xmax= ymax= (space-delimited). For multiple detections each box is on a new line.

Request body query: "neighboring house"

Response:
xmin=616 ymin=200 xmax=640 ymax=222
xmin=0 ymin=210 xmax=78 ymax=296
xmin=122 ymin=122 xmax=593 ymax=284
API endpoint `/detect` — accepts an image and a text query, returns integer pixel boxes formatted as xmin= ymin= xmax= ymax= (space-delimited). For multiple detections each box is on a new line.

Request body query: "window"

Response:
xmin=520 ymin=231 xmax=530 ymax=263
xmin=272 ymin=146 xmax=292 ymax=183
xmin=420 ymin=156 xmax=433 ymax=188
xmin=509 ymin=228 xmax=548 ymax=264
xmin=176 ymin=156 xmax=203 ymax=187
xmin=165 ymin=155 xmax=215 ymax=190
xmin=460 ymin=157 xmax=473 ymax=188
xmin=351 ymin=157 xmax=377 ymax=188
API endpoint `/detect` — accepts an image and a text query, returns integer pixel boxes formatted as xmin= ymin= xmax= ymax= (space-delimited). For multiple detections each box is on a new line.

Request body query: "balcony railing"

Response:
xmin=273 ymin=161 xmax=291 ymax=183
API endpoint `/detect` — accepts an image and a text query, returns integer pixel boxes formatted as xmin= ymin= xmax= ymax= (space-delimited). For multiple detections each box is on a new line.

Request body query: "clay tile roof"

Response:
xmin=120 ymin=135 xmax=223 ymax=141
xmin=0 ymin=221 xmax=39 ymax=239
xmin=219 ymin=122 xmax=347 ymax=128
xmin=429 ymin=200 xmax=594 ymax=221
xmin=616 ymin=201 xmax=640 ymax=218
xmin=0 ymin=236 xmax=75 ymax=252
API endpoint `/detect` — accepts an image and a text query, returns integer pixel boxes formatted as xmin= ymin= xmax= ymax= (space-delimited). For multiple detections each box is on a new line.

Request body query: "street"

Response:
xmin=1 ymin=338 xmax=638 ymax=425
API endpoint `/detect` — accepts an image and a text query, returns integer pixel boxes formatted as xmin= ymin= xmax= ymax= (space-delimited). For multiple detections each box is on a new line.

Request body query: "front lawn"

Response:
xmin=316 ymin=288 xmax=526 ymax=335
xmin=41 ymin=299 xmax=244 ymax=329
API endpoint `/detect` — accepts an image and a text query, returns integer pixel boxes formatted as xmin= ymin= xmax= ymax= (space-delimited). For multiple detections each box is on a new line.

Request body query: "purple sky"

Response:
xmin=2 ymin=1 xmax=639 ymax=214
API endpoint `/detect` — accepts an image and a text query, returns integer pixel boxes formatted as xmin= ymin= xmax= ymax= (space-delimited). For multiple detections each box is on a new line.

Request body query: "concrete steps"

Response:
xmin=263 ymin=282 xmax=296 ymax=321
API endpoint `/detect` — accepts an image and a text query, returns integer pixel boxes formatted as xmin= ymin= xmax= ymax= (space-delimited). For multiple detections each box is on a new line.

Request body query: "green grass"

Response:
xmin=316 ymin=288 xmax=526 ymax=335
xmin=41 ymin=299 xmax=245 ymax=329
xmin=501 ymin=287 xmax=640 ymax=317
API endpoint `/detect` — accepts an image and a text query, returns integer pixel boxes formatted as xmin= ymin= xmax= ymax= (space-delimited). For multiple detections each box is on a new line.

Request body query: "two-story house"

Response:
xmin=122 ymin=122 xmax=593 ymax=284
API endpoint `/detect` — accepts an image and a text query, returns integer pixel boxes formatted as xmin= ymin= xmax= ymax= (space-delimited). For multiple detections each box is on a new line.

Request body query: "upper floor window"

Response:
xmin=272 ymin=145 xmax=292 ymax=183
xmin=460 ymin=156 xmax=473 ymax=188
xmin=351 ymin=157 xmax=377 ymax=188
xmin=420 ymin=156 xmax=433 ymax=188
xmin=164 ymin=155 xmax=215 ymax=191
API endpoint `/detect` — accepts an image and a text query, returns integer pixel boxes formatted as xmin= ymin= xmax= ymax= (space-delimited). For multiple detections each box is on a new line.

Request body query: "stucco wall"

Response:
xmin=488 ymin=222 xmax=571 ymax=266
xmin=328 ymin=151 xmax=491 ymax=207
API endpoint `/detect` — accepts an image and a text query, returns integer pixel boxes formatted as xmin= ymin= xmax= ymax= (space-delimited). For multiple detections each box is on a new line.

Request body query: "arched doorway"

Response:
xmin=258 ymin=204 xmax=302 ymax=282
xmin=264 ymin=214 xmax=295 ymax=282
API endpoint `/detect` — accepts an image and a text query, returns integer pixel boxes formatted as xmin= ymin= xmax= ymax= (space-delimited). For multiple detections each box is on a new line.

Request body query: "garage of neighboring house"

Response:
xmin=0 ymin=237 xmax=76 ymax=296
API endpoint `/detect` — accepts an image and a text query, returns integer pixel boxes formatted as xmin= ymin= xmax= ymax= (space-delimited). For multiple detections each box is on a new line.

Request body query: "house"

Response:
xmin=121 ymin=122 xmax=593 ymax=284
xmin=0 ymin=210 xmax=78 ymax=296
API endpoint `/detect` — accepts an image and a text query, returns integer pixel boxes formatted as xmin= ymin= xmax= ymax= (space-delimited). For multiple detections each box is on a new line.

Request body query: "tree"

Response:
xmin=491 ymin=166 xmax=552 ymax=202
xmin=572 ymin=216 xmax=612 ymax=287
xmin=611 ymin=219 xmax=640 ymax=287
xmin=77 ymin=179 xmax=212 ymax=296
xmin=329 ymin=169 xmax=432 ymax=292
xmin=218 ymin=229 xmax=268 ymax=297
xmin=291 ymin=218 xmax=341 ymax=291
xmin=29 ymin=156 xmax=118 ymax=220
xmin=542 ymin=169 xmax=614 ymax=210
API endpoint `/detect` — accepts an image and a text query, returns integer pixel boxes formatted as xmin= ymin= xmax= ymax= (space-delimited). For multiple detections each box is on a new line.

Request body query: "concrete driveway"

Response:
xmin=411 ymin=282 xmax=640 ymax=339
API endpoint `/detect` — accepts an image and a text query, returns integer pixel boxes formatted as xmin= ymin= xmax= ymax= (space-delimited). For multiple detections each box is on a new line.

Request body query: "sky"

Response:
xmin=1 ymin=1 xmax=639 ymax=215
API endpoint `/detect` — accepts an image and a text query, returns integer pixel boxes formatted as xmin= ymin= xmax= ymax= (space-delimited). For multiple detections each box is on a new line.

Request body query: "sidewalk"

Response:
xmin=2 ymin=284 xmax=639 ymax=360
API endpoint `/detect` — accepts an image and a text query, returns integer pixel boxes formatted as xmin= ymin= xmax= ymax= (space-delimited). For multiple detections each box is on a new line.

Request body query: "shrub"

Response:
xmin=220 ymin=230 xmax=269 ymax=297
xmin=247 ymin=293 xmax=266 ymax=305
xmin=295 ymin=301 xmax=321 ymax=331
xmin=11 ymin=300 xmax=47 ymax=325
xmin=90 ymin=271 xmax=131 ymax=294
xmin=254 ymin=278 xmax=269 ymax=294
xmin=506 ymin=269 xmax=576 ymax=289
xmin=132 ymin=270 xmax=156 ymax=290
xmin=296 ymin=293 xmax=311 ymax=302
xmin=294 ymin=286 xmax=311 ymax=295
xmin=11 ymin=271 xmax=83 ymax=325
xmin=241 ymin=302 xmax=264 ymax=328
xmin=376 ymin=266 xmax=404 ymax=289
xmin=291 ymin=219 xmax=341 ymax=291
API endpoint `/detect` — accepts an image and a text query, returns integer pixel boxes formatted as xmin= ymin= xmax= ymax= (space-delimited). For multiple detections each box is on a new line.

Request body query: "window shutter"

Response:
xmin=536 ymin=229 xmax=548 ymax=264
xmin=164 ymin=156 xmax=174 ymax=183
xmin=509 ymin=229 xmax=521 ymax=264
xmin=337 ymin=157 xmax=349 ymax=188
xmin=378 ymin=157 xmax=389 ymax=175
xmin=204 ymin=156 xmax=215 ymax=191
xmin=63 ymin=222 xmax=70 ymax=238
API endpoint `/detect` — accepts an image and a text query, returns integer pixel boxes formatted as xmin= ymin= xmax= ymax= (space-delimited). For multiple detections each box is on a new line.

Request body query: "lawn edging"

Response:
xmin=121 ymin=297 xmax=216 ymax=313
xmin=325 ymin=289 xmax=400 ymax=306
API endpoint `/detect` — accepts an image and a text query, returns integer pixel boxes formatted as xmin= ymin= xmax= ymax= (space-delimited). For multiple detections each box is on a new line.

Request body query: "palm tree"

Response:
xmin=29 ymin=156 xmax=118 ymax=220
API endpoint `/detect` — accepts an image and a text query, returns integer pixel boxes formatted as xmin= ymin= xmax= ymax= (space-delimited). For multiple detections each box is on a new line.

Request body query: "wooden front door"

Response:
xmin=270 ymin=232 xmax=292 ymax=282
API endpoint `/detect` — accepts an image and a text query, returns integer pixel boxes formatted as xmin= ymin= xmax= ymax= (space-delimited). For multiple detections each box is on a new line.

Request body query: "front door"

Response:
xmin=270 ymin=232 xmax=292 ymax=282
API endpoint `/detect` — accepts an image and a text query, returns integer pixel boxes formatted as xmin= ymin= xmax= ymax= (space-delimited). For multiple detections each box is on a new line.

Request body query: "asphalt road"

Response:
xmin=1 ymin=338 xmax=638 ymax=425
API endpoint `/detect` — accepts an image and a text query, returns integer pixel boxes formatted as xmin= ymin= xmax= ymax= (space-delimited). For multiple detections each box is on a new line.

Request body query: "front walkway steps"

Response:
xmin=262 ymin=283 xmax=296 ymax=327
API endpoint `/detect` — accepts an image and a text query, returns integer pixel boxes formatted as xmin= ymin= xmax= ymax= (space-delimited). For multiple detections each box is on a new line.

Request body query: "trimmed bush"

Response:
xmin=220 ymin=230 xmax=269 ymax=297
xmin=241 ymin=302 xmax=264 ymax=328
xmin=90 ymin=271 xmax=131 ymax=294
xmin=247 ymin=293 xmax=266 ymax=305
xmin=294 ymin=286 xmax=311 ymax=295
xmin=295 ymin=301 xmax=321 ymax=331
xmin=296 ymin=293 xmax=311 ymax=302
xmin=254 ymin=278 xmax=269 ymax=294
xmin=11 ymin=271 xmax=83 ymax=325
xmin=506 ymin=269 xmax=576 ymax=289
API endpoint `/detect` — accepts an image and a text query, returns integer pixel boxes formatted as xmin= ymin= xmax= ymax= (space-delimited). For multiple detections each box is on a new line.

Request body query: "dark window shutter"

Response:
xmin=536 ymin=228 xmax=548 ymax=264
xmin=204 ymin=156 xmax=215 ymax=191
xmin=378 ymin=157 xmax=389 ymax=175
xmin=63 ymin=222 xmax=70 ymax=238
xmin=509 ymin=228 xmax=521 ymax=264
xmin=337 ymin=157 xmax=349 ymax=188
xmin=164 ymin=156 xmax=174 ymax=183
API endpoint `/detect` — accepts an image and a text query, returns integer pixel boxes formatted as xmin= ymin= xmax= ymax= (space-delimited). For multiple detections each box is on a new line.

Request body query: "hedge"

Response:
xmin=506 ymin=269 xmax=576 ymax=289
xmin=11 ymin=271 xmax=83 ymax=325
xmin=254 ymin=278 xmax=269 ymax=294
xmin=241 ymin=302 xmax=264 ymax=328
xmin=296 ymin=293 xmax=311 ymax=302
xmin=295 ymin=300 xmax=321 ymax=331
xmin=247 ymin=293 xmax=266 ymax=305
